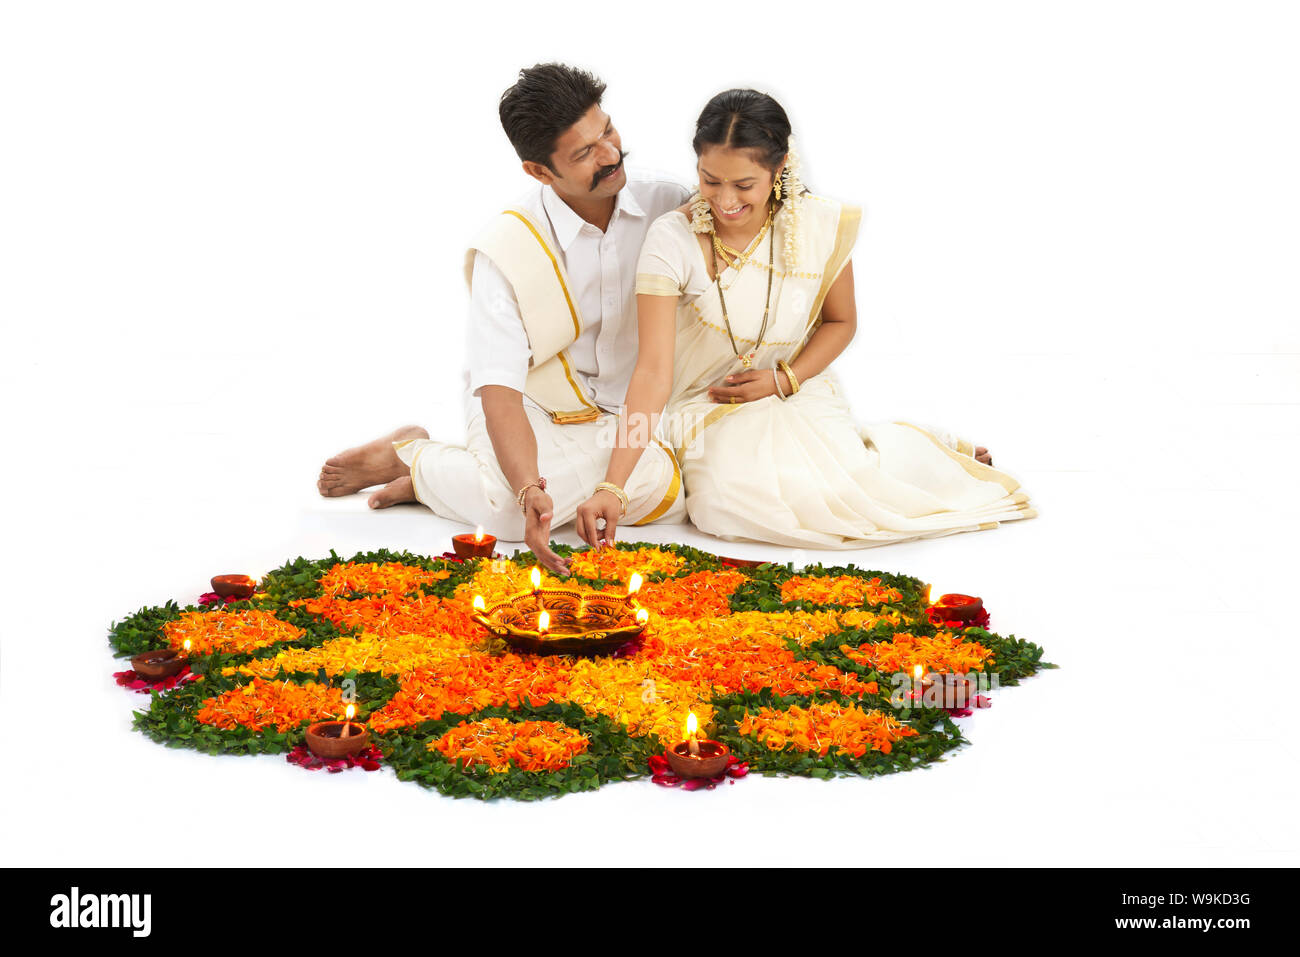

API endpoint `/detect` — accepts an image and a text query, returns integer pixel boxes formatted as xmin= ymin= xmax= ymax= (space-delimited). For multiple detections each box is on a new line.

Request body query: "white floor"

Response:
xmin=3 ymin=350 xmax=1297 ymax=867
xmin=4 ymin=1 xmax=1299 ymax=866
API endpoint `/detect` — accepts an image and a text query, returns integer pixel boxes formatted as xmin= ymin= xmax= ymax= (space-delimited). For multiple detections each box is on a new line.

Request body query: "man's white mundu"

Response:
xmin=394 ymin=174 xmax=688 ymax=539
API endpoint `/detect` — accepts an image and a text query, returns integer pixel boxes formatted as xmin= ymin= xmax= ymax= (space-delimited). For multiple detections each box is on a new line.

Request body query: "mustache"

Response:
xmin=590 ymin=151 xmax=629 ymax=191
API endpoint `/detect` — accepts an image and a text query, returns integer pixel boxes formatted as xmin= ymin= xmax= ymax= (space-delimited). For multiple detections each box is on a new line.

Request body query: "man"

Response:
xmin=318 ymin=64 xmax=689 ymax=574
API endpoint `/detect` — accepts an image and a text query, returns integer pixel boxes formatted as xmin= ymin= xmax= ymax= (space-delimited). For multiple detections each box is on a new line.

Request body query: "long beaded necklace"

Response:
xmin=710 ymin=206 xmax=776 ymax=369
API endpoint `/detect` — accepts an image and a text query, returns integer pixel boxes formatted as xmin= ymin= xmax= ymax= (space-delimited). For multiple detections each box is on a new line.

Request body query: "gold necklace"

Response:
xmin=711 ymin=217 xmax=775 ymax=369
xmin=711 ymin=207 xmax=774 ymax=275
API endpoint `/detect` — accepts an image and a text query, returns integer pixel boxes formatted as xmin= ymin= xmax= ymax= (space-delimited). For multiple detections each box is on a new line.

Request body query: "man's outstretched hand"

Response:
xmin=523 ymin=488 xmax=570 ymax=575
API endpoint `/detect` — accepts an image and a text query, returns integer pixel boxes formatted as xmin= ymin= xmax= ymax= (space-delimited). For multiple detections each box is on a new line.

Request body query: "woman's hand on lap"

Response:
xmin=707 ymin=370 xmax=775 ymax=404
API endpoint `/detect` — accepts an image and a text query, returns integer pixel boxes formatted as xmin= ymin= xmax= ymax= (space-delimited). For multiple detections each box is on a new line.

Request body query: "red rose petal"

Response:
xmin=285 ymin=743 xmax=383 ymax=774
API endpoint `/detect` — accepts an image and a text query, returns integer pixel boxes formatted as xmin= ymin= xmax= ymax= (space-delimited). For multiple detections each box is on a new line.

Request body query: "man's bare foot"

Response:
xmin=975 ymin=446 xmax=993 ymax=466
xmin=368 ymin=475 xmax=418 ymax=509
xmin=318 ymin=425 xmax=428 ymax=497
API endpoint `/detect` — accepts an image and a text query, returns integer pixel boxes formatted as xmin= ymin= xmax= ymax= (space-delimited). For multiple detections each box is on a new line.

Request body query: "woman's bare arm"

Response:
xmin=787 ymin=260 xmax=857 ymax=384
xmin=706 ymin=261 xmax=857 ymax=403
xmin=573 ymin=292 xmax=677 ymax=545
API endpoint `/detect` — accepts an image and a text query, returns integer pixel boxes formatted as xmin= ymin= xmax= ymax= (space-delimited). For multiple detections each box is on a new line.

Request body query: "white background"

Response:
xmin=2 ymin=0 xmax=1297 ymax=866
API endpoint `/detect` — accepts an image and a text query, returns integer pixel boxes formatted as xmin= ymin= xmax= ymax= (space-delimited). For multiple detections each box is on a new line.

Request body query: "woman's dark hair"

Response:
xmin=499 ymin=63 xmax=607 ymax=170
xmin=692 ymin=89 xmax=791 ymax=171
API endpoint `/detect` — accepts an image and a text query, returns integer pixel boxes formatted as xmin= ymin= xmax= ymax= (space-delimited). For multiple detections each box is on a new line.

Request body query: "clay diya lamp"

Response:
xmin=131 ymin=648 xmax=188 ymax=682
xmin=665 ymin=712 xmax=731 ymax=779
xmin=452 ymin=526 xmax=497 ymax=559
xmin=931 ymin=593 xmax=983 ymax=622
xmin=306 ymin=706 xmax=369 ymax=759
xmin=211 ymin=574 xmax=257 ymax=600
xmin=921 ymin=673 xmax=978 ymax=709
xmin=666 ymin=740 xmax=731 ymax=779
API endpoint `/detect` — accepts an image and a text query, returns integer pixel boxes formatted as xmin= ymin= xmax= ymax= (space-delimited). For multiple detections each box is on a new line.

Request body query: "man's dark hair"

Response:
xmin=499 ymin=63 xmax=607 ymax=170
xmin=693 ymin=88 xmax=791 ymax=172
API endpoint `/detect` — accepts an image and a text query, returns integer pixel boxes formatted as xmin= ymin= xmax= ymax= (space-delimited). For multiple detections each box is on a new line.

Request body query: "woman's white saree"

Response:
xmin=634 ymin=195 xmax=1036 ymax=549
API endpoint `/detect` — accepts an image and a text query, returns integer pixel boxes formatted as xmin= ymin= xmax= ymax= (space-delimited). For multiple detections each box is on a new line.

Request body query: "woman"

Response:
xmin=574 ymin=89 xmax=1036 ymax=549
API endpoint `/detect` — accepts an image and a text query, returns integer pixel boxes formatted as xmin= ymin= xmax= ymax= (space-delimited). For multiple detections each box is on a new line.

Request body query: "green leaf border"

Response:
xmin=113 ymin=542 xmax=1050 ymax=799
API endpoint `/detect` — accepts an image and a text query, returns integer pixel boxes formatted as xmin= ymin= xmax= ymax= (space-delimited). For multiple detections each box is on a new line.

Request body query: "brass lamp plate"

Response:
xmin=473 ymin=587 xmax=646 ymax=656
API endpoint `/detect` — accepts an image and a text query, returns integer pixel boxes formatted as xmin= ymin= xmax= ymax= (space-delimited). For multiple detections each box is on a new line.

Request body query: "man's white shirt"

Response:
xmin=465 ymin=168 xmax=690 ymax=411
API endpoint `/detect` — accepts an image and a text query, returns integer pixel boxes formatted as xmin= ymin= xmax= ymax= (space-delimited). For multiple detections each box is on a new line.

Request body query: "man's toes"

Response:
xmin=368 ymin=477 xmax=414 ymax=509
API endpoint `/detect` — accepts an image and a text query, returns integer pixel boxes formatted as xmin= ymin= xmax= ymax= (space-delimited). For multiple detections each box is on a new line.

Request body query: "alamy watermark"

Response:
xmin=49 ymin=887 xmax=151 ymax=937
xmin=594 ymin=406 xmax=734 ymax=462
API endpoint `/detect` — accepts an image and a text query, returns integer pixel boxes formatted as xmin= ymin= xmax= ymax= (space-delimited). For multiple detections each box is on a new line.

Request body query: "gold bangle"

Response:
xmin=593 ymin=482 xmax=629 ymax=516
xmin=772 ymin=365 xmax=789 ymax=400
xmin=778 ymin=360 xmax=801 ymax=395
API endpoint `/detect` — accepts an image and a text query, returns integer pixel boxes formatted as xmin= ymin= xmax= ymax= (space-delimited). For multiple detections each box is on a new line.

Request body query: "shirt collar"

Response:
xmin=541 ymin=186 xmax=585 ymax=251
xmin=617 ymin=181 xmax=646 ymax=219
xmin=541 ymin=178 xmax=645 ymax=251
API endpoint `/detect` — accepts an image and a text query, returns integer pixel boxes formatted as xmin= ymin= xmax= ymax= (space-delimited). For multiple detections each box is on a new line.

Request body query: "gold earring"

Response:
xmin=773 ymin=175 xmax=782 ymax=201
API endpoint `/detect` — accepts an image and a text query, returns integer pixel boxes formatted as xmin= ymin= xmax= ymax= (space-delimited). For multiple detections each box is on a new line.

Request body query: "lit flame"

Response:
xmin=686 ymin=711 xmax=698 ymax=737
xmin=913 ymin=664 xmax=924 ymax=681
xmin=183 ymin=639 xmax=191 ymax=653
xmin=472 ymin=594 xmax=486 ymax=611
xmin=636 ymin=608 xmax=649 ymax=624
xmin=344 ymin=703 xmax=356 ymax=721
xmin=474 ymin=525 xmax=485 ymax=543
xmin=627 ymin=572 xmax=643 ymax=595
xmin=531 ymin=566 xmax=542 ymax=590
xmin=538 ymin=610 xmax=550 ymax=633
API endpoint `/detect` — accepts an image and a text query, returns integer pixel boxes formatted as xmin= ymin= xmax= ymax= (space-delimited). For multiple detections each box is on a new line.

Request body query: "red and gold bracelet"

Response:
xmin=515 ymin=477 xmax=547 ymax=513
